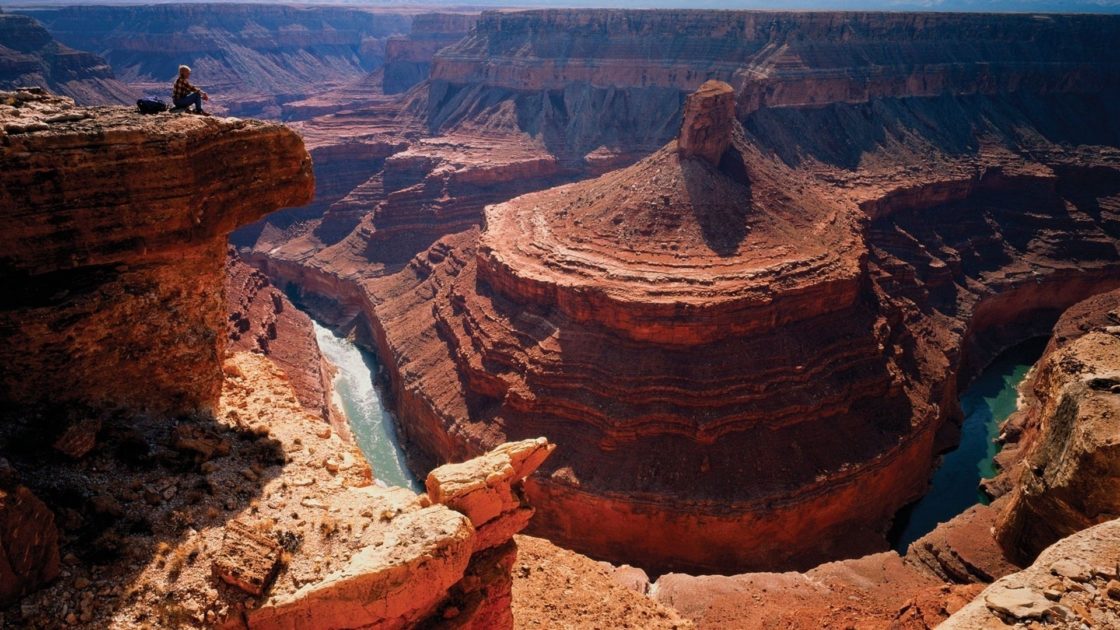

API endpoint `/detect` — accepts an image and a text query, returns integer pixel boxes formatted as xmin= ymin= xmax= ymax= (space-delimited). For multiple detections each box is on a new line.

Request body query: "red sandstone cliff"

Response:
xmin=0 ymin=89 xmax=558 ymax=628
xmin=0 ymin=89 xmax=313 ymax=417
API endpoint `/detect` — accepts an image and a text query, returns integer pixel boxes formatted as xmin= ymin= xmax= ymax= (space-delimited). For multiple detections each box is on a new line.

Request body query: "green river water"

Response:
xmin=890 ymin=338 xmax=1047 ymax=551
xmin=311 ymin=319 xmax=421 ymax=492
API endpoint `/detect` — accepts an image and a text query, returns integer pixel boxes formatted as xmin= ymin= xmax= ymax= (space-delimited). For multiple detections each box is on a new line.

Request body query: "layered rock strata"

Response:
xmin=0 ymin=12 xmax=133 ymax=104
xmin=254 ymin=7 xmax=1120 ymax=296
xmin=641 ymin=289 xmax=1120 ymax=627
xmin=0 ymin=90 xmax=313 ymax=416
xmin=354 ymin=71 xmax=1120 ymax=574
xmin=248 ymin=10 xmax=1120 ymax=575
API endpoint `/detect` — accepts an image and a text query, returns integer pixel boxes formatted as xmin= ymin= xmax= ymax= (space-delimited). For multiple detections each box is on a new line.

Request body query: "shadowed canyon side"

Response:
xmin=0 ymin=90 xmax=558 ymax=628
xmin=0 ymin=11 xmax=133 ymax=104
xmin=224 ymin=253 xmax=346 ymax=435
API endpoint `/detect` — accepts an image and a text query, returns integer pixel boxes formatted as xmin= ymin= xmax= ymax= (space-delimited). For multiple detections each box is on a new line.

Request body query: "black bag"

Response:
xmin=136 ymin=97 xmax=167 ymax=114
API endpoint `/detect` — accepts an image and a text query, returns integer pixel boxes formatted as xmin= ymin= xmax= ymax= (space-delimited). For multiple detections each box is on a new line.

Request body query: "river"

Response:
xmin=311 ymin=319 xmax=422 ymax=492
xmin=890 ymin=338 xmax=1047 ymax=552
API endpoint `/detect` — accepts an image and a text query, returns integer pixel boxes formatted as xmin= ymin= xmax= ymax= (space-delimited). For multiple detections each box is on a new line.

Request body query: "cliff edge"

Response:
xmin=0 ymin=89 xmax=313 ymax=417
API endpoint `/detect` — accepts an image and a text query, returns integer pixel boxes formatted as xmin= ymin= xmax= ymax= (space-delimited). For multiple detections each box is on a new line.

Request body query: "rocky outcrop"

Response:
xmin=225 ymin=252 xmax=341 ymax=432
xmin=0 ymin=90 xmax=313 ymax=417
xmin=993 ymin=294 xmax=1120 ymax=564
xmin=0 ymin=12 xmax=133 ymax=105
xmin=942 ymin=518 xmax=1120 ymax=628
xmin=246 ymin=436 xmax=553 ymax=629
xmin=18 ymin=4 xmax=413 ymax=118
xmin=677 ymin=81 xmax=734 ymax=165
xmin=0 ymin=483 xmax=59 ymax=606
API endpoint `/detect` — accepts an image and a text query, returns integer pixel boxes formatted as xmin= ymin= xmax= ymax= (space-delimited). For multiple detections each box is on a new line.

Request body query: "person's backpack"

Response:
xmin=136 ymin=97 xmax=167 ymax=114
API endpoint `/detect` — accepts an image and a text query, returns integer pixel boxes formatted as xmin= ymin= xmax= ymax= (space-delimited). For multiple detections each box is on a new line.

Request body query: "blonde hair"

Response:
xmin=178 ymin=65 xmax=191 ymax=76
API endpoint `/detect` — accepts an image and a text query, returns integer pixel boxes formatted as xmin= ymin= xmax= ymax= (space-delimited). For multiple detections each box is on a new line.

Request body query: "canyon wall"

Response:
xmin=0 ymin=89 xmax=313 ymax=417
xmin=254 ymin=8 xmax=1120 ymax=291
xmin=647 ymin=290 xmax=1120 ymax=628
xmin=0 ymin=11 xmax=133 ymax=104
xmin=249 ymin=9 xmax=1120 ymax=575
xmin=991 ymin=290 xmax=1120 ymax=564
xmin=383 ymin=13 xmax=475 ymax=95
xmin=19 ymin=4 xmax=413 ymax=118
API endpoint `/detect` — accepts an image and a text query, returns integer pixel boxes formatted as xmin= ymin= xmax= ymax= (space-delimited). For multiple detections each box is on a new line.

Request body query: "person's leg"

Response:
xmin=172 ymin=93 xmax=198 ymax=111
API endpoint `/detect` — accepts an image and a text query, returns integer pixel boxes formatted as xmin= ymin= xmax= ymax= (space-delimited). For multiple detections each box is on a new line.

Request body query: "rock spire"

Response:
xmin=677 ymin=80 xmax=736 ymax=165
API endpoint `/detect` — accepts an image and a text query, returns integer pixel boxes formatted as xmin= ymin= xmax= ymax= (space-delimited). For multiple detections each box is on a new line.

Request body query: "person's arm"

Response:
xmin=188 ymin=80 xmax=208 ymax=100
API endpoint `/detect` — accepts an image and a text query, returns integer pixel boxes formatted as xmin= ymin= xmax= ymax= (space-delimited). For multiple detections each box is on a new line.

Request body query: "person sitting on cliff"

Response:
xmin=172 ymin=65 xmax=210 ymax=115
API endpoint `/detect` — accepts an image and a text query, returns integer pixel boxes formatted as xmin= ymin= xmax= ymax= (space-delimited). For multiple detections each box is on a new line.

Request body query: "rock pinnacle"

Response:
xmin=677 ymin=80 xmax=736 ymax=166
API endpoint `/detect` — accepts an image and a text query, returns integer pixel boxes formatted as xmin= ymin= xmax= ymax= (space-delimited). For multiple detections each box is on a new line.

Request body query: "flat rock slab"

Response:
xmin=213 ymin=520 xmax=282 ymax=596
xmin=984 ymin=585 xmax=1054 ymax=620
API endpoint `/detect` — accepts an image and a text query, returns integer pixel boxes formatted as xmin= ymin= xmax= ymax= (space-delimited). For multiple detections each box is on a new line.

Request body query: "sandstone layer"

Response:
xmin=0 ymin=11 xmax=133 ymax=105
xmin=0 ymin=89 xmax=313 ymax=417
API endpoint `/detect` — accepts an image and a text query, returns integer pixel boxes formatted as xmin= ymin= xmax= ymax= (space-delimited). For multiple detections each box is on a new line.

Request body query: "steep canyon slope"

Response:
xmin=251 ymin=10 xmax=1120 ymax=575
xmin=0 ymin=10 xmax=132 ymax=104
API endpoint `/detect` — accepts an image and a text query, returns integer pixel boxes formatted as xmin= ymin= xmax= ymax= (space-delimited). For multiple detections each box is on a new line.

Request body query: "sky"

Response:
xmin=2 ymin=0 xmax=1119 ymax=12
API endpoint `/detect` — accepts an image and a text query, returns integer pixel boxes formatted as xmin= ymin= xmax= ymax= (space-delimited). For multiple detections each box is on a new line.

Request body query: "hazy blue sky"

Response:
xmin=2 ymin=0 xmax=1119 ymax=12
